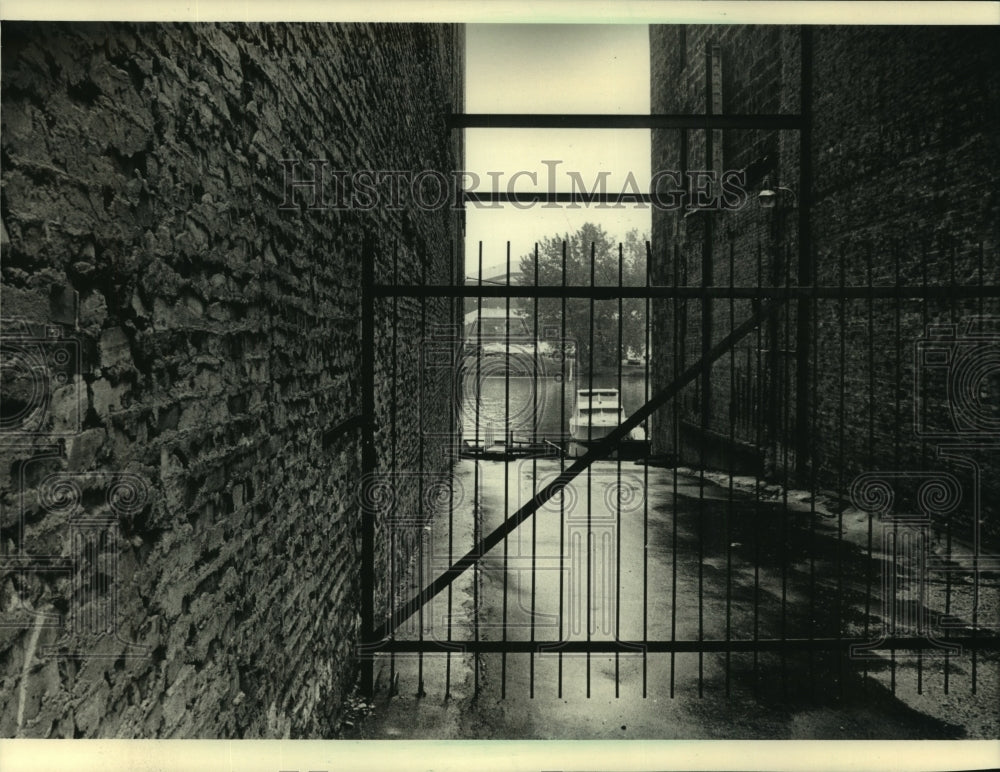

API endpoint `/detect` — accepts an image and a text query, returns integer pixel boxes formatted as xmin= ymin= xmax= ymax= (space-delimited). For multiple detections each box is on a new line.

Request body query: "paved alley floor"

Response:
xmin=344 ymin=460 xmax=999 ymax=739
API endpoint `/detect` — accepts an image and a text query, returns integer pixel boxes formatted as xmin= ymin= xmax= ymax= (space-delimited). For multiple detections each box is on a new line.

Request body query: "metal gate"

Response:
xmin=356 ymin=28 xmax=1000 ymax=702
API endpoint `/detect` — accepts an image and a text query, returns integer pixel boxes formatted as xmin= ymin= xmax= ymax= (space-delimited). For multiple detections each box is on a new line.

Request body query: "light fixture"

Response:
xmin=758 ymin=176 xmax=797 ymax=208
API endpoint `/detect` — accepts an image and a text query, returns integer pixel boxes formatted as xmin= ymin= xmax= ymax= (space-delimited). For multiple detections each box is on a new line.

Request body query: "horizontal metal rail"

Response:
xmin=450 ymin=113 xmax=802 ymax=131
xmin=373 ymin=299 xmax=785 ymax=642
xmin=464 ymin=191 xmax=653 ymax=205
xmin=364 ymin=636 xmax=1000 ymax=655
xmin=373 ymin=284 xmax=1000 ymax=300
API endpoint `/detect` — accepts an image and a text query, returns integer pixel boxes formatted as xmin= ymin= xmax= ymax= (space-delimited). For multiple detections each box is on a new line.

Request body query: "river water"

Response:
xmin=459 ymin=371 xmax=649 ymax=445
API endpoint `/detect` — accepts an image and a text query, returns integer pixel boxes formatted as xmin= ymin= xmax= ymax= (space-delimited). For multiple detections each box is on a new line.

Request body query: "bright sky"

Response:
xmin=464 ymin=24 xmax=651 ymax=278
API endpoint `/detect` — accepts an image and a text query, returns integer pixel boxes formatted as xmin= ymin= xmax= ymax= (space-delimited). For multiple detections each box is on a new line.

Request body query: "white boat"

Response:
xmin=569 ymin=388 xmax=646 ymax=443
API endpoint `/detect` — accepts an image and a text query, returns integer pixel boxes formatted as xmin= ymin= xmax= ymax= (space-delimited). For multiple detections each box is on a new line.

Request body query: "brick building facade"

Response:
xmin=1 ymin=22 xmax=463 ymax=737
xmin=649 ymin=26 xmax=999 ymax=531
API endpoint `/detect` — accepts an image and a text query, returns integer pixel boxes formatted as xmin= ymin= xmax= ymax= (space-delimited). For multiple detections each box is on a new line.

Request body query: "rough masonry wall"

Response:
xmin=650 ymin=26 xmax=1000 ymax=527
xmin=649 ymin=24 xmax=801 ymax=469
xmin=808 ymin=27 xmax=1000 ymax=510
xmin=1 ymin=22 xmax=462 ymax=737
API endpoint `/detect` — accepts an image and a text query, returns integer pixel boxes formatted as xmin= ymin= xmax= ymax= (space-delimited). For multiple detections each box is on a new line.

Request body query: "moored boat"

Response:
xmin=569 ymin=388 xmax=646 ymax=443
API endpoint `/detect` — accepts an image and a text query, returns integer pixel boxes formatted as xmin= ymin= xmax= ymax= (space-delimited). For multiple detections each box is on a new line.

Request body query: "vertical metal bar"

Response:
xmin=390 ymin=243 xmax=400 ymax=695
xmin=947 ymin=243 xmax=960 ymax=693
xmin=530 ymin=242 xmax=539 ymax=699
xmin=446 ymin=240 xmax=453 ymax=700
xmin=587 ymin=239 xmax=596 ymax=699
xmin=799 ymin=26 xmax=816 ymax=685
xmin=938 ymin=255 xmax=954 ymax=696
xmin=559 ymin=240 xmax=567 ymax=699
xmin=919 ymin=241 xmax=944 ymax=694
xmin=836 ymin=241 xmax=846 ymax=700
xmin=502 ymin=241 xmax=511 ymax=699
xmin=973 ymin=240 xmax=985 ymax=695
xmin=360 ymin=232 xmax=377 ymax=698
xmin=864 ymin=241 xmax=875 ymax=688
xmin=726 ymin=240 xmax=735 ymax=698
xmin=765 ymin=229 xmax=780 ymax=486
xmin=753 ymin=240 xmax=763 ymax=683
xmin=680 ymin=127 xmax=689 ymax=204
xmin=701 ymin=46 xmax=715 ymax=432
xmin=807 ymin=239 xmax=818 ymax=701
xmin=670 ymin=242 xmax=680 ymax=699
xmin=698 ymin=50 xmax=714 ymax=700
xmin=417 ymin=250 xmax=426 ymax=698
xmin=615 ymin=242 xmax=624 ymax=699
xmin=446 ymin=234 xmax=458 ymax=700
xmin=887 ymin=290 xmax=897 ymax=700
xmin=643 ymin=240 xmax=651 ymax=699
xmin=795 ymin=24 xmax=814 ymax=483
xmin=697 ymin=408 xmax=705 ymax=701
xmin=895 ymin=239 xmax=904 ymax=694
xmin=780 ymin=242 xmax=791 ymax=697
xmin=474 ymin=242 xmax=483 ymax=698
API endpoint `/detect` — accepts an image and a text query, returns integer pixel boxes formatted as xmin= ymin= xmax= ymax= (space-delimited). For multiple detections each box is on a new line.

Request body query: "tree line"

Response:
xmin=514 ymin=223 xmax=649 ymax=370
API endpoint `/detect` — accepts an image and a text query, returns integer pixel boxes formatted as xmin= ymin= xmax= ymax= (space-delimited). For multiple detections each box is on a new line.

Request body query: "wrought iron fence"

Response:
xmin=357 ymin=230 xmax=1000 ymax=701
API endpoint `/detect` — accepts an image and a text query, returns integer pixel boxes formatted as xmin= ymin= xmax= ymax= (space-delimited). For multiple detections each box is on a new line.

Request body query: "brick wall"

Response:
xmin=1 ymin=21 xmax=462 ymax=737
xmin=650 ymin=26 xmax=999 ymax=529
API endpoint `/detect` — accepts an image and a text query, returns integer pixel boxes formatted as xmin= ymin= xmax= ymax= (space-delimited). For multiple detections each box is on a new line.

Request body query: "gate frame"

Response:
xmin=357 ymin=26 xmax=1000 ymax=696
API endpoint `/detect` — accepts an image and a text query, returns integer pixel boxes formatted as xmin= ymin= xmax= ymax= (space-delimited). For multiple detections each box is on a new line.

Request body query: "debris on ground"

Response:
xmin=337 ymin=692 xmax=376 ymax=734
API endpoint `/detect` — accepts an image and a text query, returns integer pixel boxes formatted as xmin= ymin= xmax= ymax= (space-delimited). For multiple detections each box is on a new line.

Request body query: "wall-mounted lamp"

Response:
xmin=758 ymin=177 xmax=797 ymax=209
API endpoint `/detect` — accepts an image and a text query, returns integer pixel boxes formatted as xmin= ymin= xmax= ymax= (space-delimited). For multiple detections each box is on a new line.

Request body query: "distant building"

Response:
xmin=464 ymin=270 xmax=524 ymax=314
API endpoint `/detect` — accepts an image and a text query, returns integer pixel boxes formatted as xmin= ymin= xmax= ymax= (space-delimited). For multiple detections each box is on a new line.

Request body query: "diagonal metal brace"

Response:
xmin=373 ymin=299 xmax=787 ymax=641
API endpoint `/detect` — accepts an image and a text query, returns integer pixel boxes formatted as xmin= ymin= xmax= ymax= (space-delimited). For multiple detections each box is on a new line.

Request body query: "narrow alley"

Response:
xmin=350 ymin=459 xmax=998 ymax=739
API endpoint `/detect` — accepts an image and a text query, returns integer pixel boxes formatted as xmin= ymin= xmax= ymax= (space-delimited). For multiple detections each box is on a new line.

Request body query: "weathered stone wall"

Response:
xmin=650 ymin=26 xmax=1000 ymax=526
xmin=1 ymin=21 xmax=462 ymax=737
